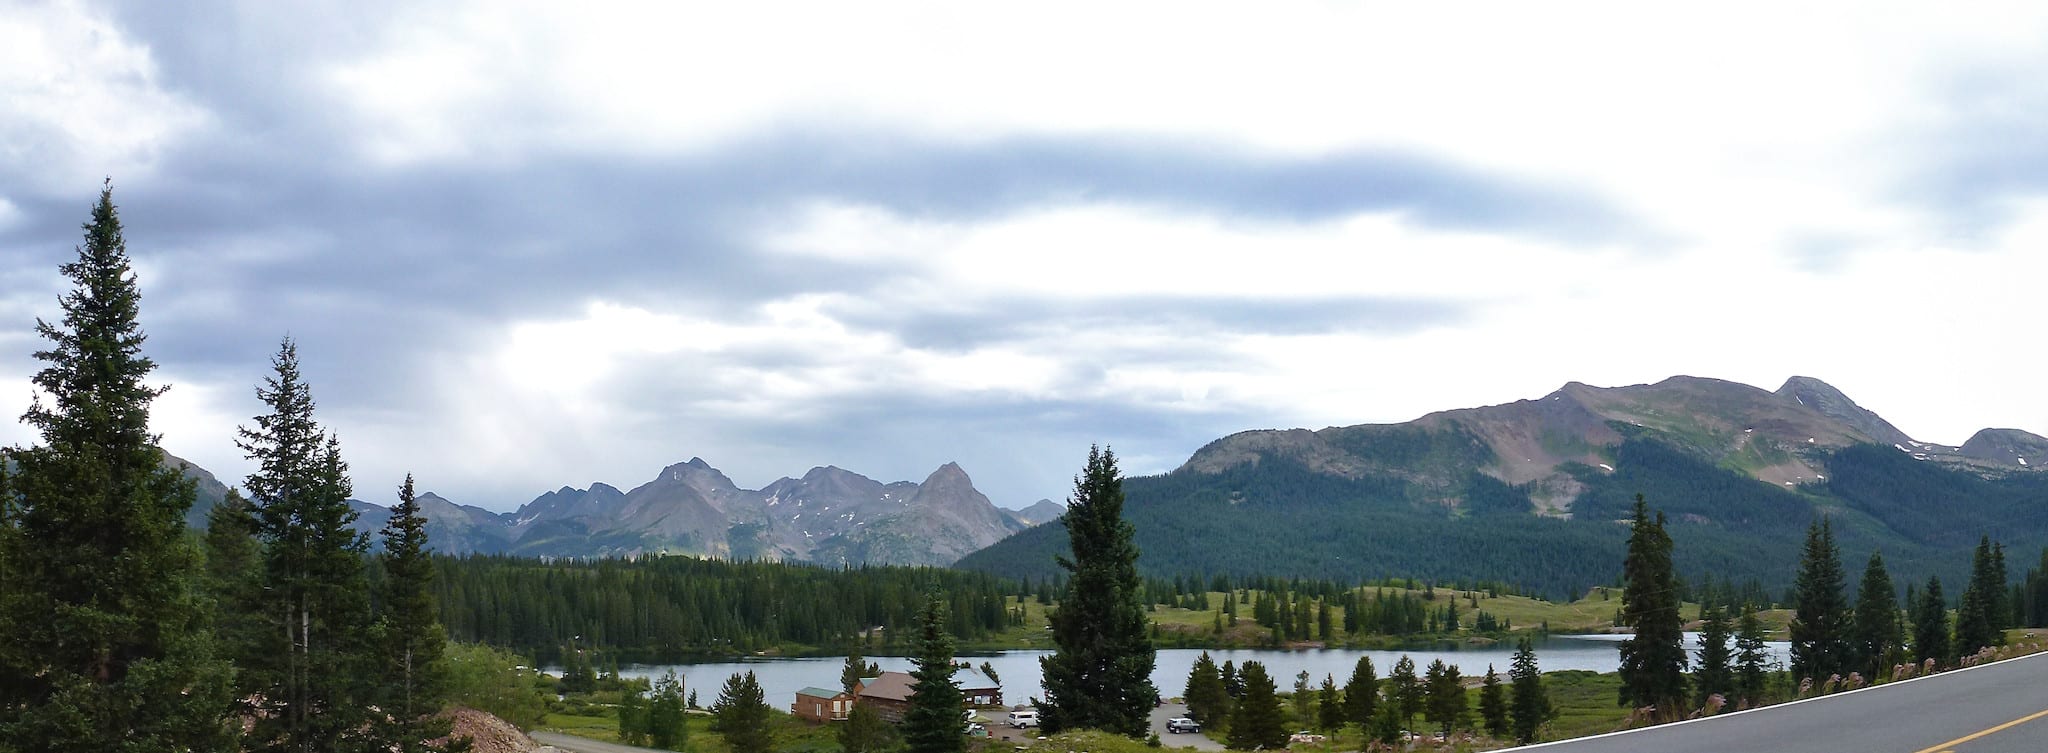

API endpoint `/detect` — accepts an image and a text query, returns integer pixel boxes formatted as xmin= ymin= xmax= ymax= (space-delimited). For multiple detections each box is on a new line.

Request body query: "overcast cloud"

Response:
xmin=3 ymin=1 xmax=2047 ymax=510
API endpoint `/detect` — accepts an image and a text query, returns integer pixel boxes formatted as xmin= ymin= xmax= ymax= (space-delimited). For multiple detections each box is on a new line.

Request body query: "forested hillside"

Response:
xmin=433 ymin=555 xmax=1020 ymax=662
xmin=958 ymin=436 xmax=2048 ymax=600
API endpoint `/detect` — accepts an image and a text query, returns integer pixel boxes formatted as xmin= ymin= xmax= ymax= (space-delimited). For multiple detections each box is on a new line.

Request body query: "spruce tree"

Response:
xmin=1849 ymin=551 xmax=1899 ymax=678
xmin=1387 ymin=655 xmax=1422 ymax=727
xmin=204 ymin=489 xmax=265 ymax=692
xmin=1733 ymin=605 xmax=1770 ymax=707
xmin=0 ymin=183 xmax=235 ymax=752
xmin=1789 ymin=518 xmax=1850 ymax=683
xmin=1618 ymin=495 xmax=1687 ymax=713
xmin=1422 ymin=659 xmax=1466 ymax=737
xmin=1224 ymin=661 xmax=1285 ymax=751
xmin=903 ymin=597 xmax=964 ymax=753
xmin=236 ymin=339 xmax=379 ymax=751
xmin=1957 ymin=537 xmax=2004 ymax=654
xmin=1039 ymin=445 xmax=1156 ymax=736
xmin=376 ymin=474 xmax=464 ymax=752
xmin=1478 ymin=665 xmax=1508 ymax=739
xmin=843 ymin=651 xmax=881 ymax=694
xmin=1340 ymin=656 xmax=1377 ymax=731
xmin=1912 ymin=576 xmax=1951 ymax=666
xmin=1316 ymin=674 xmax=1344 ymax=731
xmin=712 ymin=671 xmax=772 ymax=753
xmin=1508 ymin=639 xmax=1551 ymax=745
xmin=1183 ymin=651 xmax=1230 ymax=727
xmin=1693 ymin=603 xmax=1734 ymax=708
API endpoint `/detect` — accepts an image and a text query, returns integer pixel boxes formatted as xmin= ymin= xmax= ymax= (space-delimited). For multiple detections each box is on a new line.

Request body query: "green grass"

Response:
xmin=537 ymin=702 xmax=838 ymax=753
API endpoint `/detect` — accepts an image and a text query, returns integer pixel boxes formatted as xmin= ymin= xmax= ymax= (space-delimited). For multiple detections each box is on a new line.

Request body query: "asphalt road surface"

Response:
xmin=1151 ymin=702 xmax=1226 ymax=751
xmin=529 ymin=730 xmax=663 ymax=753
xmin=1512 ymin=651 xmax=2048 ymax=753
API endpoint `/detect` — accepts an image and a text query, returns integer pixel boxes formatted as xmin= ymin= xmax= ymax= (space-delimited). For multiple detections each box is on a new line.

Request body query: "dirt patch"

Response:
xmin=443 ymin=706 xmax=538 ymax=753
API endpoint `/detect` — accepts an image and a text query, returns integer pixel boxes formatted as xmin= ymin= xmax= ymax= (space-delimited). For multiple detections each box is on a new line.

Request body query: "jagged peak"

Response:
xmin=923 ymin=462 xmax=974 ymax=485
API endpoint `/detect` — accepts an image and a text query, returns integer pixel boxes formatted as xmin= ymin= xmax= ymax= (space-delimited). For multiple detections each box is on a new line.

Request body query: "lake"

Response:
xmin=615 ymin=634 xmax=1790 ymax=708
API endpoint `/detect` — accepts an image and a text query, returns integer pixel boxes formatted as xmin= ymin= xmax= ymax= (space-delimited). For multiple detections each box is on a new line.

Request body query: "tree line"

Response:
xmin=1618 ymin=492 xmax=2039 ymax=722
xmin=0 ymin=187 xmax=465 ymax=752
xmin=432 ymin=554 xmax=1020 ymax=661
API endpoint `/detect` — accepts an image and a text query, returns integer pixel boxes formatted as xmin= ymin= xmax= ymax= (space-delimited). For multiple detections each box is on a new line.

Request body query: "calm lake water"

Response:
xmin=615 ymin=634 xmax=1789 ymax=709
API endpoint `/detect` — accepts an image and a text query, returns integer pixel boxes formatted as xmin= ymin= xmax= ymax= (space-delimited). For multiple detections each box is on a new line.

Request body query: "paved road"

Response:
xmin=530 ymin=730 xmax=665 ymax=753
xmin=1513 ymin=651 xmax=2048 ymax=753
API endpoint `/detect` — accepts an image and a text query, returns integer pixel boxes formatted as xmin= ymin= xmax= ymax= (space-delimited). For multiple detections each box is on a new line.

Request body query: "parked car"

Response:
xmin=1287 ymin=731 xmax=1327 ymax=744
xmin=1166 ymin=717 xmax=1201 ymax=734
xmin=1006 ymin=710 xmax=1039 ymax=728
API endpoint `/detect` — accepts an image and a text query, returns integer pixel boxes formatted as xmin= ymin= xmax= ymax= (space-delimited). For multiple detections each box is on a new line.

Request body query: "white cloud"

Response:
xmin=0 ymin=1 xmax=208 ymax=190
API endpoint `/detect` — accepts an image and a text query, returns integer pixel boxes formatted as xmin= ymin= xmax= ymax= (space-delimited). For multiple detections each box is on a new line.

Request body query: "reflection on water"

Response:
xmin=615 ymin=633 xmax=1789 ymax=710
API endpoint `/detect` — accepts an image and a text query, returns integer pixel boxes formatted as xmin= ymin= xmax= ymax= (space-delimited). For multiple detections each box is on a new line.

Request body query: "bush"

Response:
xmin=444 ymin=642 xmax=550 ymax=729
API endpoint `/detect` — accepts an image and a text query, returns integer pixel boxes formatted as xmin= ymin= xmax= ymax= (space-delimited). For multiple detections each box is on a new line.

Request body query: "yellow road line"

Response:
xmin=1910 ymin=707 xmax=2048 ymax=753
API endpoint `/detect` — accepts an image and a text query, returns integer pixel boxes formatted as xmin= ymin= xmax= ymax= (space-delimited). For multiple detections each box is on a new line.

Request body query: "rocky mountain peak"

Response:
xmin=1959 ymin=428 xmax=2048 ymax=469
xmin=1775 ymin=376 xmax=1912 ymax=446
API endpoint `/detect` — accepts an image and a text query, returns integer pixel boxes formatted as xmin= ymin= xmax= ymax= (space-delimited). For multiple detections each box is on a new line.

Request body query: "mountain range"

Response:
xmin=173 ymin=457 xmax=1063 ymax=568
xmin=957 ymin=375 xmax=2048 ymax=597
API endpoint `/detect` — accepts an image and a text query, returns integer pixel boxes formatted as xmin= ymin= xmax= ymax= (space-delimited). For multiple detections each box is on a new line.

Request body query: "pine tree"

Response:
xmin=1316 ymin=674 xmax=1344 ymax=731
xmin=903 ymin=597 xmax=964 ymax=753
xmin=1618 ymin=495 xmax=1687 ymax=714
xmin=1508 ymin=639 xmax=1551 ymax=745
xmin=1039 ymin=446 xmax=1156 ymax=736
xmin=1789 ymin=518 xmax=1851 ymax=684
xmin=712 ymin=671 xmax=772 ymax=753
xmin=1220 ymin=660 xmax=1241 ymax=698
xmin=0 ymin=183 xmax=234 ymax=751
xmin=1957 ymin=537 xmax=2004 ymax=654
xmin=236 ymin=339 xmax=379 ymax=751
xmin=1183 ymin=651 xmax=1230 ymax=727
xmin=204 ymin=489 xmax=265 ymax=692
xmin=842 ymin=651 xmax=880 ymax=695
xmin=1693 ymin=603 xmax=1734 ymax=708
xmin=839 ymin=701 xmax=895 ymax=753
xmin=1388 ymin=655 xmax=1422 ymax=727
xmin=1225 ymin=661 xmax=1285 ymax=750
xmin=1478 ymin=665 xmax=1508 ymax=739
xmin=1733 ymin=605 xmax=1771 ymax=707
xmin=648 ymin=670 xmax=686 ymax=750
xmin=1340 ymin=656 xmax=1377 ymax=731
xmin=1913 ymin=576 xmax=1951 ymax=666
xmin=1849 ymin=551 xmax=1899 ymax=679
xmin=1422 ymin=659 xmax=1466 ymax=737
xmin=376 ymin=474 xmax=464 ymax=752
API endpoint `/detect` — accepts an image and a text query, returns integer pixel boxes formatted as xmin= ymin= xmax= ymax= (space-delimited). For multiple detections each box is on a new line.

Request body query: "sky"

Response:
xmin=3 ymin=1 xmax=2048 ymax=512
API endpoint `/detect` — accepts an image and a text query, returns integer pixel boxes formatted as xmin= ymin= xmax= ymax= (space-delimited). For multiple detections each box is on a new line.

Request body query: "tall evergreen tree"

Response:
xmin=1693 ymin=603 xmax=1734 ymax=708
xmin=1508 ymin=639 xmax=1551 ymax=745
xmin=1316 ymin=674 xmax=1344 ymax=731
xmin=1422 ymin=659 xmax=1466 ymax=737
xmin=1618 ymin=495 xmax=1687 ymax=713
xmin=1849 ymin=551 xmax=1900 ymax=679
xmin=1733 ymin=605 xmax=1771 ymax=707
xmin=236 ymin=339 xmax=378 ymax=752
xmin=1183 ymin=651 xmax=1230 ymax=727
xmin=1913 ymin=576 xmax=1951 ymax=666
xmin=1340 ymin=656 xmax=1377 ymax=731
xmin=1957 ymin=536 xmax=2005 ymax=654
xmin=1039 ymin=446 xmax=1156 ymax=736
xmin=711 ymin=671 xmax=772 ymax=753
xmin=842 ymin=652 xmax=881 ymax=695
xmin=1478 ymin=665 xmax=1508 ymax=739
xmin=1387 ymin=655 xmax=1422 ymax=727
xmin=376 ymin=474 xmax=464 ymax=752
xmin=903 ymin=597 xmax=964 ymax=753
xmin=1789 ymin=518 xmax=1851 ymax=683
xmin=204 ymin=488 xmax=265 ymax=692
xmin=1224 ymin=661 xmax=1285 ymax=751
xmin=0 ymin=183 xmax=234 ymax=752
